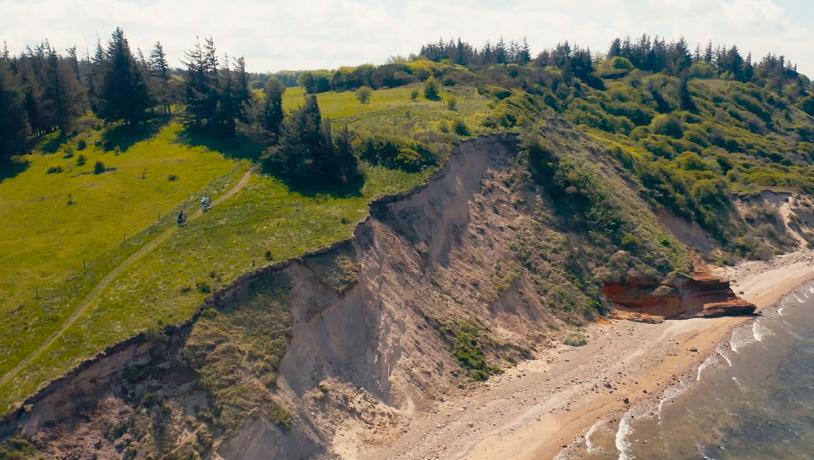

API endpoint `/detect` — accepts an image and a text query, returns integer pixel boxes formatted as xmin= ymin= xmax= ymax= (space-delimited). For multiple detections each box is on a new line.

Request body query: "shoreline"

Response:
xmin=364 ymin=250 xmax=814 ymax=460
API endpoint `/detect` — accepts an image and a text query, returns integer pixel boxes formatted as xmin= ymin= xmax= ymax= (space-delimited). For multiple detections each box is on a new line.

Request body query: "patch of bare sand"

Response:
xmin=362 ymin=251 xmax=814 ymax=460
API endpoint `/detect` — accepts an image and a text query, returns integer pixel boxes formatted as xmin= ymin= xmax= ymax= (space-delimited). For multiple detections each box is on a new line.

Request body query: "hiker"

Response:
xmin=177 ymin=210 xmax=187 ymax=227
xmin=200 ymin=195 xmax=211 ymax=212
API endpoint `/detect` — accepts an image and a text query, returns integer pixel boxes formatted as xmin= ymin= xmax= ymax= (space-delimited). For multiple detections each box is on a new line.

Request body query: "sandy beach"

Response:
xmin=362 ymin=250 xmax=814 ymax=460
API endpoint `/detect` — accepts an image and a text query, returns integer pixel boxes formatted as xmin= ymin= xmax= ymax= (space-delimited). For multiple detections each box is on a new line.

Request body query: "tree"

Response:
xmin=356 ymin=86 xmax=371 ymax=104
xmin=516 ymin=38 xmax=532 ymax=64
xmin=333 ymin=123 xmax=362 ymax=186
xmin=423 ymin=76 xmax=440 ymax=100
xmin=98 ymin=27 xmax=153 ymax=125
xmin=410 ymin=88 xmax=419 ymax=101
xmin=260 ymin=77 xmax=285 ymax=141
xmin=233 ymin=56 xmax=251 ymax=119
xmin=149 ymin=42 xmax=171 ymax=114
xmin=0 ymin=60 xmax=31 ymax=161
xmin=183 ymin=37 xmax=219 ymax=128
xmin=679 ymin=77 xmax=697 ymax=113
xmin=262 ymin=95 xmax=359 ymax=187
xmin=45 ymin=47 xmax=85 ymax=133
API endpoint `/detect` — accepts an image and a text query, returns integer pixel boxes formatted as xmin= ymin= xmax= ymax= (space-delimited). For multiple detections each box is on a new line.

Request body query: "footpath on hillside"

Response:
xmin=0 ymin=170 xmax=253 ymax=390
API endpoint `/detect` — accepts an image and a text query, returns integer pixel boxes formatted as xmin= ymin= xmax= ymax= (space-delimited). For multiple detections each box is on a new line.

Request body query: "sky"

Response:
xmin=2 ymin=0 xmax=814 ymax=77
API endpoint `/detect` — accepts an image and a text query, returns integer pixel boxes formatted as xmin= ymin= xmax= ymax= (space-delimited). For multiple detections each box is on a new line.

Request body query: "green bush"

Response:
xmin=423 ymin=76 xmax=440 ymax=100
xmin=651 ymin=114 xmax=684 ymax=138
xmin=563 ymin=331 xmax=588 ymax=347
xmin=801 ymin=96 xmax=814 ymax=117
xmin=446 ymin=96 xmax=457 ymax=111
xmin=356 ymin=86 xmax=372 ymax=104
xmin=47 ymin=165 xmax=64 ymax=174
xmin=359 ymin=133 xmax=434 ymax=171
xmin=93 ymin=161 xmax=106 ymax=174
xmin=452 ymin=119 xmax=470 ymax=136
xmin=76 ymin=154 xmax=87 ymax=166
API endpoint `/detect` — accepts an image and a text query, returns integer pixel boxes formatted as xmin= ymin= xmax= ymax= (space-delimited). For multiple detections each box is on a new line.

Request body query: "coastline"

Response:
xmin=364 ymin=250 xmax=814 ymax=460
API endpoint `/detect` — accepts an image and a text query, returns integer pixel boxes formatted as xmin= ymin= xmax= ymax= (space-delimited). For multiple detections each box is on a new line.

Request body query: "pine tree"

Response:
xmin=45 ymin=48 xmax=85 ymax=133
xmin=87 ymin=38 xmax=104 ymax=113
xmin=183 ymin=37 xmax=219 ymax=129
xmin=261 ymin=77 xmax=285 ymax=141
xmin=334 ymin=123 xmax=362 ymax=186
xmin=0 ymin=60 xmax=32 ymax=161
xmin=98 ymin=27 xmax=153 ymax=125
xmin=149 ymin=42 xmax=171 ymax=114
xmin=216 ymin=56 xmax=238 ymax=135
xmin=233 ymin=57 xmax=250 ymax=121
xmin=495 ymin=37 xmax=507 ymax=64
xmin=516 ymin=38 xmax=532 ymax=65
xmin=262 ymin=95 xmax=358 ymax=186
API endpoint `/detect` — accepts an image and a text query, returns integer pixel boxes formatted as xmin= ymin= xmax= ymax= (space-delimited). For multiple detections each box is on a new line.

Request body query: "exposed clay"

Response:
xmin=603 ymin=266 xmax=756 ymax=321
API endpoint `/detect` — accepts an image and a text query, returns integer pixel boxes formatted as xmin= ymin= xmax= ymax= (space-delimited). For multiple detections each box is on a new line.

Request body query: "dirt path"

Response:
xmin=0 ymin=169 xmax=253 ymax=389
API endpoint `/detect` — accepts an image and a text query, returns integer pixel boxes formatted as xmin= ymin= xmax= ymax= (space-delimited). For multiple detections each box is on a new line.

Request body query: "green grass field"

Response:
xmin=0 ymin=86 xmax=459 ymax=414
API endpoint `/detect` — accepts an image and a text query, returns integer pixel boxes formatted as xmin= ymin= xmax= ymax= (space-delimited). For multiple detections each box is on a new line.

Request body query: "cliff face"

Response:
xmin=603 ymin=266 xmax=756 ymax=321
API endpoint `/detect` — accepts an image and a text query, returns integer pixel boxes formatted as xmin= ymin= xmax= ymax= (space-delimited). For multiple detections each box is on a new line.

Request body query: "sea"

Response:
xmin=570 ymin=281 xmax=814 ymax=460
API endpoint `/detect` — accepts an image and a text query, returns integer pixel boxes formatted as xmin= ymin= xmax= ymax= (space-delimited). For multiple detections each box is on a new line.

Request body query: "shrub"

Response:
xmin=801 ymin=96 xmax=814 ymax=117
xmin=651 ymin=114 xmax=683 ymax=138
xmin=167 ymin=174 xmax=178 ymax=182
xmin=424 ymin=76 xmax=440 ymax=100
xmin=76 ymin=139 xmax=87 ymax=150
xmin=76 ymin=154 xmax=87 ymax=166
xmin=410 ymin=88 xmax=419 ymax=101
xmin=563 ymin=331 xmax=588 ymax=347
xmin=196 ymin=281 xmax=211 ymax=294
xmin=446 ymin=96 xmax=457 ymax=111
xmin=47 ymin=165 xmax=64 ymax=174
xmin=452 ymin=119 xmax=470 ymax=136
xmin=355 ymin=86 xmax=372 ymax=104
xmin=93 ymin=161 xmax=106 ymax=174
xmin=360 ymin=133 xmax=434 ymax=171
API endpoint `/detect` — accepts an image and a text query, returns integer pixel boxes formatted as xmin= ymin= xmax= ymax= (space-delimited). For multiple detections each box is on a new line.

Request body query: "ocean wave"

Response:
xmin=752 ymin=319 xmax=774 ymax=342
xmin=697 ymin=353 xmax=720 ymax=381
xmin=615 ymin=411 xmax=634 ymax=460
xmin=731 ymin=376 xmax=746 ymax=393
xmin=716 ymin=345 xmax=733 ymax=367
xmin=730 ymin=325 xmax=756 ymax=353
xmin=585 ymin=419 xmax=605 ymax=455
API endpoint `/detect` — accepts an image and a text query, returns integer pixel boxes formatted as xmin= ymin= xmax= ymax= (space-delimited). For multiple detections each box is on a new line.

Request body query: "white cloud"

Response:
xmin=1 ymin=0 xmax=812 ymax=76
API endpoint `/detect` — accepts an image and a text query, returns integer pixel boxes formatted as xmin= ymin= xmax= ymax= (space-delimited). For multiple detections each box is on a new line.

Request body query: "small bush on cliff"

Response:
xmin=563 ymin=331 xmax=588 ymax=347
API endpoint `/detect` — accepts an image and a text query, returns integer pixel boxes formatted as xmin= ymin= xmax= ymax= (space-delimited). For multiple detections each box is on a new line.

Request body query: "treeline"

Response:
xmin=0 ymin=29 xmax=178 ymax=161
xmin=416 ymin=35 xmax=806 ymax=89
xmin=0 ymin=29 xmax=273 ymax=163
xmin=297 ymin=63 xmax=421 ymax=93
xmin=419 ymin=37 xmax=532 ymax=66
xmin=0 ymin=28 xmax=367 ymax=188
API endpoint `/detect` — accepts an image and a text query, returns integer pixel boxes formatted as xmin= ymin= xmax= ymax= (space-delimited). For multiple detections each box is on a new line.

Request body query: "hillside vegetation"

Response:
xmin=0 ymin=31 xmax=813 ymax=449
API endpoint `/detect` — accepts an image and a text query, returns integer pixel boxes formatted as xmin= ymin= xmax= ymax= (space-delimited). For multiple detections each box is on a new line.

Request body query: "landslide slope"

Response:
xmin=1 ymin=117 xmax=696 ymax=459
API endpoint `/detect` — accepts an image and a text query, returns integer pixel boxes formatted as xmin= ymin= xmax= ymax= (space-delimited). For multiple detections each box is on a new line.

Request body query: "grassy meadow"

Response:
xmin=0 ymin=85 xmax=453 ymax=414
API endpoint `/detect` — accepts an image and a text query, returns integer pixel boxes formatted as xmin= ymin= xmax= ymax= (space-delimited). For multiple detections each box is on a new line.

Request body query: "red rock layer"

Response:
xmin=603 ymin=266 xmax=756 ymax=321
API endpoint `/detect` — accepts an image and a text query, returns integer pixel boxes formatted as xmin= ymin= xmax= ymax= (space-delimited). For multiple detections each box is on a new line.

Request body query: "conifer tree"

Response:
xmin=98 ymin=27 xmax=153 ymax=125
xmin=149 ymin=42 xmax=171 ymax=114
xmin=0 ymin=60 xmax=31 ymax=161
xmin=261 ymin=77 xmax=285 ymax=141
xmin=262 ymin=95 xmax=359 ymax=186
xmin=45 ymin=47 xmax=85 ymax=133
